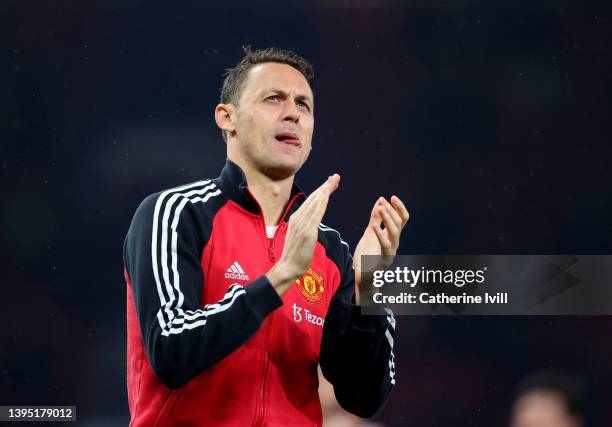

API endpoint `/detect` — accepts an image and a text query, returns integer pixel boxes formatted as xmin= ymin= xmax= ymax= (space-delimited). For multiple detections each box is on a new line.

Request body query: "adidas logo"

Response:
xmin=224 ymin=261 xmax=250 ymax=281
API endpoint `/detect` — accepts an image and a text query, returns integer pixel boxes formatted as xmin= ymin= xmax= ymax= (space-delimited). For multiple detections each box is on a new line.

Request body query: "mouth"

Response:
xmin=275 ymin=131 xmax=301 ymax=147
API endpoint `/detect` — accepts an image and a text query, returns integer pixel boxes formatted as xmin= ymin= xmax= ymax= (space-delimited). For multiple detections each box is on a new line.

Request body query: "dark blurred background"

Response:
xmin=5 ymin=0 xmax=612 ymax=425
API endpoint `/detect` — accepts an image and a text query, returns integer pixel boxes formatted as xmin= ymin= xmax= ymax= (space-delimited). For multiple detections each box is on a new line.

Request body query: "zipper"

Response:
xmin=254 ymin=219 xmax=277 ymax=427
xmin=252 ymin=208 xmax=275 ymax=427
xmin=254 ymin=320 xmax=272 ymax=427
xmin=248 ymin=188 xmax=303 ymax=427
xmin=267 ymin=238 xmax=275 ymax=263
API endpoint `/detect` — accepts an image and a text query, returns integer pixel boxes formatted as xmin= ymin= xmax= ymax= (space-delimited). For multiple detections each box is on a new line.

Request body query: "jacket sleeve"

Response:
xmin=319 ymin=243 xmax=396 ymax=418
xmin=124 ymin=190 xmax=282 ymax=389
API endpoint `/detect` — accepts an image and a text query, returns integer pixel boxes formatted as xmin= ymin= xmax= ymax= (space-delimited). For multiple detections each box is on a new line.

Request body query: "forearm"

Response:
xmin=144 ymin=276 xmax=282 ymax=389
xmin=320 ymin=303 xmax=396 ymax=417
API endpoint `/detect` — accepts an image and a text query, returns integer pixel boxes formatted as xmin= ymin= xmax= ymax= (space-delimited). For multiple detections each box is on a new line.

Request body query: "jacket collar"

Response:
xmin=216 ymin=158 xmax=305 ymax=220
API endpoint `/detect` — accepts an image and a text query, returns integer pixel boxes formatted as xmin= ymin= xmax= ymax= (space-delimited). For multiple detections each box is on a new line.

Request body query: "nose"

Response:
xmin=282 ymin=100 xmax=300 ymax=123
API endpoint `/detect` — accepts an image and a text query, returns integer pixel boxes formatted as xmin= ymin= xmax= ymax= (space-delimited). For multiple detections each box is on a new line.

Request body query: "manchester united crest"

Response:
xmin=295 ymin=267 xmax=325 ymax=303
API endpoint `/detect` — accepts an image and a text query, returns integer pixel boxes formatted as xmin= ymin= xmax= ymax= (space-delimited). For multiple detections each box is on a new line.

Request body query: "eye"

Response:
xmin=297 ymin=101 xmax=311 ymax=111
xmin=266 ymin=95 xmax=280 ymax=102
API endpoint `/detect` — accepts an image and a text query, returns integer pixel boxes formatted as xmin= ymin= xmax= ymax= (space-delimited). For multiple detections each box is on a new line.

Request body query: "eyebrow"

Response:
xmin=264 ymin=88 xmax=313 ymax=105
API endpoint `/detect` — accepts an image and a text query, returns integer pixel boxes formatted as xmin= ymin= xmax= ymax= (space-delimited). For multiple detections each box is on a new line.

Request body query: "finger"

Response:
xmin=325 ymin=174 xmax=340 ymax=196
xmin=372 ymin=223 xmax=392 ymax=253
xmin=301 ymin=177 xmax=330 ymax=209
xmin=368 ymin=197 xmax=384 ymax=226
xmin=390 ymin=195 xmax=410 ymax=227
xmin=319 ymin=174 xmax=340 ymax=207
xmin=308 ymin=174 xmax=340 ymax=225
xmin=295 ymin=174 xmax=339 ymax=218
xmin=310 ymin=174 xmax=340 ymax=202
xmin=381 ymin=197 xmax=402 ymax=229
xmin=379 ymin=206 xmax=399 ymax=245
xmin=308 ymin=174 xmax=339 ymax=211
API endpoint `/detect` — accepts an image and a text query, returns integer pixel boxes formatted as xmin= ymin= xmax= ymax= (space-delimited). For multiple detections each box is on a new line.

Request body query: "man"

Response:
xmin=510 ymin=371 xmax=590 ymax=427
xmin=123 ymin=47 xmax=409 ymax=426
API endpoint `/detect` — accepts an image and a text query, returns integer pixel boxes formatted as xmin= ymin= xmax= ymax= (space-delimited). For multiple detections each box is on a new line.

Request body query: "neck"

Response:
xmin=230 ymin=156 xmax=294 ymax=226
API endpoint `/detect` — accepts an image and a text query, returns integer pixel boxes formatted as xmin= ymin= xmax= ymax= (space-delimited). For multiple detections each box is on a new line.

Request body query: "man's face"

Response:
xmin=511 ymin=391 xmax=581 ymax=427
xmin=230 ymin=62 xmax=314 ymax=179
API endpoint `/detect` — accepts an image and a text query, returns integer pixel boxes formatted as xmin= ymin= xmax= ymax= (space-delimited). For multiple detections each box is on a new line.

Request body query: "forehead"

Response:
xmin=240 ymin=62 xmax=313 ymax=100
xmin=515 ymin=391 xmax=566 ymax=413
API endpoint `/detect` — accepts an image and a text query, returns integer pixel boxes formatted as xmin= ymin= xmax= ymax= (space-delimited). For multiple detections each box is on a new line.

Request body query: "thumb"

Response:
xmin=310 ymin=174 xmax=340 ymax=224
xmin=324 ymin=174 xmax=340 ymax=196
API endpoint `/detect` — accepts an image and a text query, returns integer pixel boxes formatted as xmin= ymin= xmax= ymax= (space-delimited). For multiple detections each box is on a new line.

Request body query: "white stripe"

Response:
xmin=162 ymin=285 xmax=246 ymax=336
xmin=319 ymin=223 xmax=350 ymax=251
xmin=386 ymin=313 xmax=396 ymax=329
xmin=388 ymin=346 xmax=396 ymax=385
xmin=157 ymin=183 xmax=218 ymax=324
xmin=385 ymin=329 xmax=394 ymax=348
xmin=163 ymin=184 xmax=218 ymax=314
xmin=181 ymin=284 xmax=243 ymax=316
xmin=390 ymin=357 xmax=395 ymax=385
xmin=151 ymin=180 xmax=211 ymax=329
xmin=150 ymin=181 xmax=250 ymax=336
xmin=162 ymin=285 xmax=245 ymax=336
xmin=384 ymin=311 xmax=396 ymax=385
xmin=234 ymin=262 xmax=245 ymax=274
xmin=165 ymin=188 xmax=222 ymax=322
xmin=230 ymin=265 xmax=239 ymax=273
xmin=385 ymin=314 xmax=396 ymax=374
xmin=164 ymin=183 xmax=216 ymax=310
xmin=151 ymin=180 xmax=226 ymax=334
xmin=165 ymin=284 xmax=244 ymax=325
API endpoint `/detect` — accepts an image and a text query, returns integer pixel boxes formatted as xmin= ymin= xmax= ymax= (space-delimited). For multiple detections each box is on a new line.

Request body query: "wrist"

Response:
xmin=266 ymin=262 xmax=299 ymax=297
xmin=356 ymin=287 xmax=376 ymax=306
xmin=354 ymin=267 xmax=377 ymax=306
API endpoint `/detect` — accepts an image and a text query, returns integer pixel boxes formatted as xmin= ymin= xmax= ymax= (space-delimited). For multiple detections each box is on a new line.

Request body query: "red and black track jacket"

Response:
xmin=123 ymin=159 xmax=396 ymax=426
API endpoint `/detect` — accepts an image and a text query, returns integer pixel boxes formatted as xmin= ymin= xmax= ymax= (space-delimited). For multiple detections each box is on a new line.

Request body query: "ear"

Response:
xmin=215 ymin=103 xmax=236 ymax=137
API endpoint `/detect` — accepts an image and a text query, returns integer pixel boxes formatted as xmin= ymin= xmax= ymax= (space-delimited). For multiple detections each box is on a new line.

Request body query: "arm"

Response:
xmin=320 ymin=195 xmax=408 ymax=417
xmin=319 ymin=245 xmax=396 ymax=418
xmin=124 ymin=189 xmax=282 ymax=389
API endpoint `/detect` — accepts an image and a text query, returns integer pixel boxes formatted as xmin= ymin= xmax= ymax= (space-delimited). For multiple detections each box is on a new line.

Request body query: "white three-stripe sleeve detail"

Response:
xmin=167 ymin=187 xmax=221 ymax=319
xmin=385 ymin=313 xmax=396 ymax=385
xmin=161 ymin=284 xmax=246 ymax=336
xmin=156 ymin=181 xmax=215 ymax=325
xmin=162 ymin=183 xmax=216 ymax=314
xmin=152 ymin=180 xmax=227 ymax=334
xmin=173 ymin=284 xmax=243 ymax=321
xmin=151 ymin=180 xmax=211 ymax=329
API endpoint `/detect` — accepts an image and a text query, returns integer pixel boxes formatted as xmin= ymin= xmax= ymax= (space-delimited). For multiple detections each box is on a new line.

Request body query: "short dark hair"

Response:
xmin=219 ymin=46 xmax=314 ymax=142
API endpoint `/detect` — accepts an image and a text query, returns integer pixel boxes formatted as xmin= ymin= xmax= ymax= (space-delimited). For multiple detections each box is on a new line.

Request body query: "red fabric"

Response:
xmin=126 ymin=199 xmax=342 ymax=426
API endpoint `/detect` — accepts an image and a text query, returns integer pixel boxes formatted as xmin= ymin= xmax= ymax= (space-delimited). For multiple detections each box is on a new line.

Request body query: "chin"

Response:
xmin=262 ymin=158 xmax=304 ymax=180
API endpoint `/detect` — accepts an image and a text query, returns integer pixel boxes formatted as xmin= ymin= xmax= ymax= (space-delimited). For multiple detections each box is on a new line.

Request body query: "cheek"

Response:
xmin=237 ymin=113 xmax=263 ymax=145
xmin=303 ymin=122 xmax=314 ymax=146
xmin=239 ymin=113 xmax=256 ymax=133
xmin=244 ymin=112 xmax=272 ymax=138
